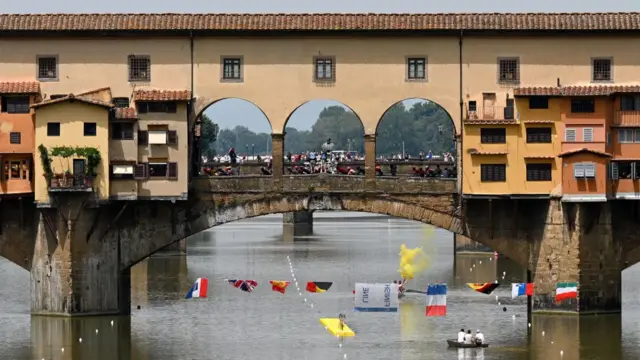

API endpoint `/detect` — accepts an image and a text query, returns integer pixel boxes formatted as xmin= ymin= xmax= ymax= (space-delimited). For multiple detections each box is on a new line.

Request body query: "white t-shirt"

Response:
xmin=457 ymin=332 xmax=465 ymax=342
xmin=463 ymin=333 xmax=473 ymax=344
xmin=476 ymin=333 xmax=485 ymax=343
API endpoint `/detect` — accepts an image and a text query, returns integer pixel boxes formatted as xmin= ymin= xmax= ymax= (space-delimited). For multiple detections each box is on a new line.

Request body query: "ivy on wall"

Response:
xmin=38 ymin=144 xmax=102 ymax=177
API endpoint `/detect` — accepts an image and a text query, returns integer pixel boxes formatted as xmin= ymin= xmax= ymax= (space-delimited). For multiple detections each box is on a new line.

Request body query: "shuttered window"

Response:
xmin=168 ymin=162 xmax=178 ymax=179
xmin=138 ymin=131 xmax=149 ymax=146
xmin=1 ymin=96 xmax=30 ymax=114
xmin=526 ymin=127 xmax=552 ymax=143
xmin=134 ymin=163 xmax=148 ymax=180
xmin=480 ymin=164 xmax=506 ymax=182
xmin=583 ymin=128 xmax=594 ymax=142
xmin=9 ymin=132 xmax=20 ymax=144
xmin=574 ymin=163 xmax=585 ymax=178
xmin=574 ymin=162 xmax=596 ymax=178
xmin=526 ymin=163 xmax=552 ymax=181
xmin=565 ymin=128 xmax=577 ymax=142
xmin=480 ymin=128 xmax=506 ymax=144
xmin=167 ymin=130 xmax=178 ymax=145
xmin=584 ymin=163 xmax=596 ymax=178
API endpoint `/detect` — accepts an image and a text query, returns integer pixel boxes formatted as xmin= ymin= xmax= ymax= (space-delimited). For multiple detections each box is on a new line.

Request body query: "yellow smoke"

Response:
xmin=398 ymin=243 xmax=429 ymax=280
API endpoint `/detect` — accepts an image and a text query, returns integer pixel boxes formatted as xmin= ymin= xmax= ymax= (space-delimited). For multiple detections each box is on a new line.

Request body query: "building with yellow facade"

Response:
xmin=32 ymin=94 xmax=111 ymax=204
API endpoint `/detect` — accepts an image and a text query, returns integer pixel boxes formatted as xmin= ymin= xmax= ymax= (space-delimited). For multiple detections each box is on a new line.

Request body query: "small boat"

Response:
xmin=447 ymin=339 xmax=489 ymax=348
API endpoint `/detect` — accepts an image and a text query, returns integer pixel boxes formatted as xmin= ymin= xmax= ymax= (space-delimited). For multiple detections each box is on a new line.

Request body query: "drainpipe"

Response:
xmin=458 ymin=30 xmax=464 ymax=197
xmin=188 ymin=31 xmax=197 ymax=179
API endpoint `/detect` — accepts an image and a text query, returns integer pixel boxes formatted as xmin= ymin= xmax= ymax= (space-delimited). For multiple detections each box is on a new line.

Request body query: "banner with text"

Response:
xmin=354 ymin=283 xmax=399 ymax=312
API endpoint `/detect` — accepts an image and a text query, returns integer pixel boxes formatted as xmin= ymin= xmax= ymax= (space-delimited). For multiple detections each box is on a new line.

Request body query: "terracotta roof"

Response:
xmin=31 ymin=93 xmax=114 ymax=109
xmin=114 ymin=107 xmax=137 ymax=119
xmin=514 ymin=85 xmax=640 ymax=97
xmin=524 ymin=155 xmax=555 ymax=159
xmin=464 ymin=120 xmax=519 ymax=125
xmin=0 ymin=81 xmax=39 ymax=94
xmin=2 ymin=13 xmax=640 ymax=32
xmin=523 ymin=120 xmax=555 ymax=124
xmin=133 ymin=89 xmax=191 ymax=102
xmin=558 ymin=148 xmax=611 ymax=158
xmin=468 ymin=150 xmax=508 ymax=155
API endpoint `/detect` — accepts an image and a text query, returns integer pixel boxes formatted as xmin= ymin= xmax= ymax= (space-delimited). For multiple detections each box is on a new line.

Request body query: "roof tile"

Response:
xmin=558 ymin=148 xmax=611 ymax=158
xmin=115 ymin=107 xmax=137 ymax=119
xmin=31 ymin=93 xmax=113 ymax=109
xmin=0 ymin=81 xmax=39 ymax=94
xmin=514 ymin=85 xmax=640 ymax=97
xmin=133 ymin=89 xmax=191 ymax=102
xmin=2 ymin=13 xmax=640 ymax=32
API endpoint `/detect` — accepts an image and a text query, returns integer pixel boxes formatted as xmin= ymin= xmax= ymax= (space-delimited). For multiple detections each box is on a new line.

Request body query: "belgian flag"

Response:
xmin=467 ymin=282 xmax=500 ymax=294
xmin=306 ymin=281 xmax=333 ymax=293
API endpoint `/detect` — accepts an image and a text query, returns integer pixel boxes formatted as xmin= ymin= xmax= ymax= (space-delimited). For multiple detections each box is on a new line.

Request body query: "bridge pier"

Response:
xmin=151 ymin=239 xmax=187 ymax=256
xmin=453 ymin=234 xmax=492 ymax=254
xmin=283 ymin=211 xmax=313 ymax=237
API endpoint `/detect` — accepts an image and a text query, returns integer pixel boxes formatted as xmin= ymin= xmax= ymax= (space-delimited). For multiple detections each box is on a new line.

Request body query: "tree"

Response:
xmin=200 ymin=114 xmax=219 ymax=159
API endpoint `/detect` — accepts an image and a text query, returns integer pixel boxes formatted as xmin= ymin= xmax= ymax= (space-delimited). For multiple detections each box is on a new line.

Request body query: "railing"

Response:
xmin=465 ymin=105 xmax=517 ymax=121
xmin=194 ymin=174 xmax=457 ymax=194
xmin=613 ymin=110 xmax=640 ymax=126
xmin=48 ymin=174 xmax=94 ymax=192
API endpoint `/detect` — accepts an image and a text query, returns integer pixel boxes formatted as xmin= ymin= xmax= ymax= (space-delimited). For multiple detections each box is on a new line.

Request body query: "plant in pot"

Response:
xmin=78 ymin=147 xmax=101 ymax=188
xmin=55 ymin=173 xmax=65 ymax=187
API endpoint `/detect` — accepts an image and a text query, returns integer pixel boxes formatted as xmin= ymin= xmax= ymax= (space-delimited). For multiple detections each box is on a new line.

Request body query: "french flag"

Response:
xmin=511 ymin=283 xmax=534 ymax=299
xmin=426 ymin=284 xmax=447 ymax=316
xmin=186 ymin=277 xmax=209 ymax=299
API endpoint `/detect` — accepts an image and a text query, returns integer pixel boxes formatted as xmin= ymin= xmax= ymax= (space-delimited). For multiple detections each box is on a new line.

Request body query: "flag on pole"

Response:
xmin=425 ymin=284 xmax=447 ymax=316
xmin=185 ymin=277 xmax=208 ymax=299
xmin=467 ymin=282 xmax=500 ymax=295
xmin=269 ymin=280 xmax=290 ymax=294
xmin=306 ymin=282 xmax=333 ymax=293
xmin=511 ymin=283 xmax=534 ymax=299
xmin=555 ymin=282 xmax=578 ymax=302
xmin=226 ymin=279 xmax=258 ymax=293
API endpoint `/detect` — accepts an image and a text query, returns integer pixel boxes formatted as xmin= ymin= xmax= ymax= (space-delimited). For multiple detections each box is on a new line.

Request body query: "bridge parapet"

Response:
xmin=192 ymin=174 xmax=457 ymax=194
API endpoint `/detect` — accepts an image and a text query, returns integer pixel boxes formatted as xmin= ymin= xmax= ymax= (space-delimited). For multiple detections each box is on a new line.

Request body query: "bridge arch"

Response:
xmin=120 ymin=194 xmax=526 ymax=270
xmin=193 ymin=97 xmax=274 ymax=133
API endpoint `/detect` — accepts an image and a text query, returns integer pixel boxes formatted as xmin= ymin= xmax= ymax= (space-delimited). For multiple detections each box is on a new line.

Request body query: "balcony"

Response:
xmin=48 ymin=174 xmax=94 ymax=192
xmin=465 ymin=105 xmax=517 ymax=123
xmin=613 ymin=110 xmax=640 ymax=127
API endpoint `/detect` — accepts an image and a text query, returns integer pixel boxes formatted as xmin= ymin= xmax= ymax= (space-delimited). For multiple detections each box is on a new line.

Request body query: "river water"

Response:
xmin=0 ymin=212 xmax=638 ymax=360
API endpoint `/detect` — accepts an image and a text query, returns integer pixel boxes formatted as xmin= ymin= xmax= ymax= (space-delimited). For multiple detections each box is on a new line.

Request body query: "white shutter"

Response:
xmin=583 ymin=128 xmax=594 ymax=142
xmin=148 ymin=130 xmax=167 ymax=144
xmin=584 ymin=163 xmax=596 ymax=178
xmin=565 ymin=128 xmax=576 ymax=142
xmin=574 ymin=163 xmax=585 ymax=178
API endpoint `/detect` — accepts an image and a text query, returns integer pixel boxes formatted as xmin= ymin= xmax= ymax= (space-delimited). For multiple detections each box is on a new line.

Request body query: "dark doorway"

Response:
xmin=73 ymin=159 xmax=86 ymax=175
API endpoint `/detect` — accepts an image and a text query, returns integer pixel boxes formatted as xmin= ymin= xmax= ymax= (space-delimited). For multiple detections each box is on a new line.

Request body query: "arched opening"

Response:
xmin=197 ymin=98 xmax=273 ymax=176
xmin=375 ymin=98 xmax=457 ymax=178
xmin=283 ymin=100 xmax=365 ymax=175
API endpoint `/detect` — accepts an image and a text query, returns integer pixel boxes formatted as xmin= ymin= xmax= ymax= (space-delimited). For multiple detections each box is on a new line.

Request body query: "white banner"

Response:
xmin=354 ymin=283 xmax=399 ymax=312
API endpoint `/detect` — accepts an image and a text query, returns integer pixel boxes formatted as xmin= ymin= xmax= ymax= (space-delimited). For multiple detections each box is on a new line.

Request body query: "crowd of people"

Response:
xmin=457 ymin=328 xmax=485 ymax=346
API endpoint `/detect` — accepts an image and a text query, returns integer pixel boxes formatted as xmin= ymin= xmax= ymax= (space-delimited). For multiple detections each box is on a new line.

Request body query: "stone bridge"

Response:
xmin=0 ymin=174 xmax=639 ymax=317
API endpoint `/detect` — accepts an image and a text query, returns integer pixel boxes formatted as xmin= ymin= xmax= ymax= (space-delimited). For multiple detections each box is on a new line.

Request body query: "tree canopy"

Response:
xmin=200 ymin=100 xmax=456 ymax=157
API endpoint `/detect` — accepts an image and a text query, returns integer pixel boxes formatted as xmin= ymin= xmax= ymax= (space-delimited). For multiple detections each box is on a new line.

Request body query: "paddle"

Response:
xmin=404 ymin=289 xmax=426 ymax=294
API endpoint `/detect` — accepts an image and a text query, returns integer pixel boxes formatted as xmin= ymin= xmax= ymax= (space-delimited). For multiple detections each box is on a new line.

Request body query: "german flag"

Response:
xmin=269 ymin=280 xmax=290 ymax=294
xmin=306 ymin=281 xmax=333 ymax=293
xmin=467 ymin=282 xmax=500 ymax=294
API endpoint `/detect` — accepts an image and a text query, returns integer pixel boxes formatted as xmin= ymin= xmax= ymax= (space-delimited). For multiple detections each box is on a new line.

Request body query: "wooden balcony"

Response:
xmin=465 ymin=105 xmax=517 ymax=123
xmin=613 ymin=110 xmax=640 ymax=127
xmin=48 ymin=174 xmax=94 ymax=192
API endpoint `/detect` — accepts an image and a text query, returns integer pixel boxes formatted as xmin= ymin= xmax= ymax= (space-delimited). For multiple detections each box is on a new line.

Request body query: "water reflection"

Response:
xmin=131 ymin=256 xmax=189 ymax=309
xmin=453 ymin=254 xmax=526 ymax=286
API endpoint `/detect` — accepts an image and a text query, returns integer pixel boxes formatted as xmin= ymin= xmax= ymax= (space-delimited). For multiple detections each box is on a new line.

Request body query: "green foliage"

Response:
xmin=46 ymin=145 xmax=102 ymax=176
xmin=200 ymin=114 xmax=220 ymax=159
xmin=203 ymin=101 xmax=456 ymax=156
xmin=38 ymin=144 xmax=53 ymax=180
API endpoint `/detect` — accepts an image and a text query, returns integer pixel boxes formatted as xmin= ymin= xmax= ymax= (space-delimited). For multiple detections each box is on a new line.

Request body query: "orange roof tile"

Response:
xmin=514 ymin=85 xmax=640 ymax=97
xmin=31 ymin=93 xmax=113 ymax=109
xmin=558 ymin=148 xmax=611 ymax=158
xmin=524 ymin=155 xmax=555 ymax=159
xmin=523 ymin=120 xmax=555 ymax=123
xmin=2 ymin=13 xmax=640 ymax=32
xmin=133 ymin=89 xmax=191 ymax=102
xmin=464 ymin=120 xmax=520 ymax=125
xmin=0 ymin=81 xmax=39 ymax=94
xmin=468 ymin=150 xmax=508 ymax=155
xmin=115 ymin=107 xmax=137 ymax=119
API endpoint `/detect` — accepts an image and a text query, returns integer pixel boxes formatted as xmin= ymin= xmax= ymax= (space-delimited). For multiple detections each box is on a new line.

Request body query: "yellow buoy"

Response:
xmin=319 ymin=318 xmax=355 ymax=337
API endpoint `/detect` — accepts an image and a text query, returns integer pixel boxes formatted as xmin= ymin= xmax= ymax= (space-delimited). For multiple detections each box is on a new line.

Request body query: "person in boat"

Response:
xmin=475 ymin=329 xmax=484 ymax=345
xmin=398 ymin=279 xmax=406 ymax=294
xmin=338 ymin=313 xmax=346 ymax=330
xmin=457 ymin=328 xmax=465 ymax=343
xmin=464 ymin=330 xmax=473 ymax=344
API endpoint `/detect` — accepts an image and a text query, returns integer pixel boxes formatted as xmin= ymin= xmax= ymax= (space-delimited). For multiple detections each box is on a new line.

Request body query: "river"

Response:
xmin=0 ymin=212 xmax=637 ymax=360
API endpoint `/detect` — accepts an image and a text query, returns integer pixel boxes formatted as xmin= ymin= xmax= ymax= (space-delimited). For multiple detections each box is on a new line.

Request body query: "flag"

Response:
xmin=185 ymin=277 xmax=208 ymax=299
xmin=269 ymin=280 xmax=290 ymax=294
xmin=306 ymin=281 xmax=333 ymax=293
xmin=226 ymin=279 xmax=258 ymax=293
xmin=425 ymin=284 xmax=447 ymax=316
xmin=511 ymin=283 xmax=534 ymax=299
xmin=556 ymin=282 xmax=578 ymax=302
xmin=467 ymin=282 xmax=500 ymax=295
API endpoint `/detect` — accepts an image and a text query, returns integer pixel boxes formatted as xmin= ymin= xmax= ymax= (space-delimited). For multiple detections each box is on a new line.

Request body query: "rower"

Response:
xmin=457 ymin=329 xmax=465 ymax=343
xmin=475 ymin=329 xmax=485 ymax=345
xmin=338 ymin=313 xmax=346 ymax=330
xmin=464 ymin=330 xmax=473 ymax=344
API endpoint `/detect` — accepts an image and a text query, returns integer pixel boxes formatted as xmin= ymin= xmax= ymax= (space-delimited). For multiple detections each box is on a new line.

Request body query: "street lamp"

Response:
xmin=252 ymin=144 xmax=255 ymax=158
xmin=245 ymin=144 xmax=249 ymax=158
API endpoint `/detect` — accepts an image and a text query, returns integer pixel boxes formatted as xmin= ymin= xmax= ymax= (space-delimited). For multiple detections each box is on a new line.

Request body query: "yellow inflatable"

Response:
xmin=319 ymin=318 xmax=355 ymax=337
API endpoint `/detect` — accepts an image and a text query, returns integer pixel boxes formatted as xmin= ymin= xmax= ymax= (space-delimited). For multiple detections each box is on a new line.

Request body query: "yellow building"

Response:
xmin=32 ymin=94 xmax=111 ymax=204
xmin=462 ymin=95 xmax=561 ymax=196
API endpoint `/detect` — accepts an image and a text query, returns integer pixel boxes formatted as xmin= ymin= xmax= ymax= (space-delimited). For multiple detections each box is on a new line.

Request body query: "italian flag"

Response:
xmin=555 ymin=282 xmax=578 ymax=302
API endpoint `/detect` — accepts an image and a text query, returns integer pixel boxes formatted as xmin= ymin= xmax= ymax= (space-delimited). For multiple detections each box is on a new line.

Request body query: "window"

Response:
xmin=571 ymin=98 xmax=595 ymax=113
xmin=1 ymin=96 xmax=30 ymax=114
xmin=113 ymin=97 xmax=130 ymax=108
xmin=4 ymin=160 xmax=29 ymax=180
xmin=498 ymin=58 xmax=519 ymax=83
xmin=314 ymin=57 xmax=335 ymax=82
xmin=222 ymin=57 xmax=242 ymax=80
xmin=480 ymin=164 xmax=506 ymax=182
xmin=526 ymin=163 xmax=552 ymax=181
xmin=37 ymin=56 xmax=58 ymax=80
xmin=149 ymin=162 xmax=167 ymax=178
xmin=526 ymin=127 xmax=552 ymax=143
xmin=574 ymin=162 xmax=596 ymax=178
xmin=84 ymin=122 xmax=97 ymax=136
xmin=583 ymin=128 xmax=594 ymax=142
xmin=529 ymin=97 xmax=549 ymax=109
xmin=621 ymin=95 xmax=640 ymax=111
xmin=480 ymin=128 xmax=506 ymax=144
xmin=111 ymin=122 xmax=134 ymax=140
xmin=73 ymin=159 xmax=86 ymax=175
xmin=565 ymin=128 xmax=577 ymax=142
xmin=407 ymin=58 xmax=426 ymax=80
xmin=9 ymin=132 xmax=20 ymax=144
xmin=136 ymin=102 xmax=177 ymax=114
xmin=592 ymin=58 xmax=612 ymax=82
xmin=611 ymin=161 xmax=640 ymax=180
xmin=47 ymin=123 xmax=60 ymax=136
xmin=134 ymin=162 xmax=178 ymax=179
xmin=618 ymin=128 xmax=640 ymax=143
xmin=128 ymin=55 xmax=150 ymax=82
xmin=111 ymin=163 xmax=135 ymax=180
xmin=138 ymin=130 xmax=149 ymax=146
xmin=468 ymin=101 xmax=477 ymax=112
